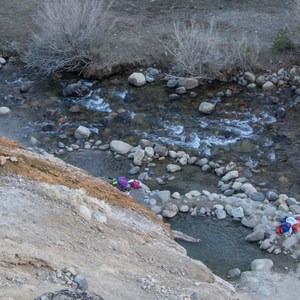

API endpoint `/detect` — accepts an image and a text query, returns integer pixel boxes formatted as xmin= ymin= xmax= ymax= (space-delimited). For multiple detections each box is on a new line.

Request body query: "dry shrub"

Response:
xmin=23 ymin=0 xmax=114 ymax=76
xmin=163 ymin=17 xmax=235 ymax=79
xmin=234 ymin=33 xmax=261 ymax=71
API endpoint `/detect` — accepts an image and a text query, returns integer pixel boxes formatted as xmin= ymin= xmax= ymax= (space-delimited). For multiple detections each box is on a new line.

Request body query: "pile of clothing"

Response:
xmin=276 ymin=216 xmax=300 ymax=234
xmin=111 ymin=176 xmax=141 ymax=192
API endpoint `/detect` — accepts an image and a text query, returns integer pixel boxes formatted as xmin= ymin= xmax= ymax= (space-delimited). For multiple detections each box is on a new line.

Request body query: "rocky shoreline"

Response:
xmin=1 ymin=56 xmax=300 ymax=298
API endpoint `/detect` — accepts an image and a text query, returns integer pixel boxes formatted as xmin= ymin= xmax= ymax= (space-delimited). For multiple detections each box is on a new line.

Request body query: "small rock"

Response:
xmin=250 ymin=192 xmax=265 ymax=201
xmin=199 ymin=102 xmax=215 ymax=114
xmin=222 ymin=170 xmax=239 ymax=182
xmin=244 ymin=71 xmax=256 ymax=83
xmin=167 ymin=79 xmax=178 ymax=88
xmin=251 ymin=259 xmax=273 ymax=272
xmin=262 ymin=81 xmax=275 ymax=92
xmin=162 ymin=203 xmax=179 ymax=218
xmin=0 ymin=106 xmax=11 ymax=115
xmin=74 ymin=126 xmax=91 ymax=139
xmin=177 ymin=77 xmax=199 ymax=90
xmin=227 ymin=268 xmax=241 ymax=278
xmin=176 ymin=86 xmax=187 ymax=94
xmin=73 ymin=274 xmax=88 ymax=291
xmin=179 ymin=205 xmax=189 ymax=213
xmin=266 ymin=191 xmax=278 ymax=201
xmin=128 ymin=166 xmax=140 ymax=175
xmin=215 ymin=208 xmax=226 ymax=220
xmin=167 ymin=164 xmax=181 ymax=173
xmin=168 ymin=93 xmax=180 ymax=101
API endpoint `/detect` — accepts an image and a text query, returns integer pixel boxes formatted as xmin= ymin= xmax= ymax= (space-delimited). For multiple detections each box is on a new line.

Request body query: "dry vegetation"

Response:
xmin=23 ymin=0 xmax=115 ymax=76
xmin=162 ymin=17 xmax=263 ymax=78
xmin=9 ymin=0 xmax=300 ymax=78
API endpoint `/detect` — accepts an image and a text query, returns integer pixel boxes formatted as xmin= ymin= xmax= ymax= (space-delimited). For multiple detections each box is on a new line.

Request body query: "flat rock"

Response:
xmin=110 ymin=140 xmax=133 ymax=154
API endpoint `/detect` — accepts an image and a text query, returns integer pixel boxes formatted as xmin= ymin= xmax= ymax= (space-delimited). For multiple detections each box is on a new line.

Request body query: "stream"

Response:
xmin=0 ymin=62 xmax=299 ymax=278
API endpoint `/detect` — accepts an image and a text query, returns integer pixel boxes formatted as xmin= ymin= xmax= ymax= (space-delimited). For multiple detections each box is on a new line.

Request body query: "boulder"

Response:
xmin=222 ymin=171 xmax=239 ymax=182
xmin=241 ymin=216 xmax=259 ymax=228
xmin=162 ymin=203 xmax=179 ymax=218
xmin=144 ymin=146 xmax=154 ymax=157
xmin=128 ymin=72 xmax=146 ymax=87
xmin=199 ymin=102 xmax=215 ymax=114
xmin=0 ymin=106 xmax=11 ymax=115
xmin=167 ymin=164 xmax=181 ymax=173
xmin=215 ymin=208 xmax=227 ymax=220
xmin=110 ymin=140 xmax=133 ymax=154
xmin=74 ymin=126 xmax=91 ymax=139
xmin=154 ymin=144 xmax=168 ymax=156
xmin=251 ymin=259 xmax=273 ymax=272
xmin=231 ymin=207 xmax=244 ymax=218
xmin=244 ymin=71 xmax=256 ymax=83
xmin=262 ymin=81 xmax=275 ymax=92
xmin=133 ymin=148 xmax=145 ymax=166
xmin=177 ymin=78 xmax=199 ymax=90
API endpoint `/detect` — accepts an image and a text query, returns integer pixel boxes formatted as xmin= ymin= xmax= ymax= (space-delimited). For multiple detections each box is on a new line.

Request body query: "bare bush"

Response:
xmin=234 ymin=33 xmax=261 ymax=71
xmin=163 ymin=18 xmax=235 ymax=79
xmin=23 ymin=0 xmax=114 ymax=76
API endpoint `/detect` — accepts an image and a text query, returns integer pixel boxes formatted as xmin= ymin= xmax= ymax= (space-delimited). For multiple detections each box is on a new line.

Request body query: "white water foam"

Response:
xmin=79 ymin=95 xmax=112 ymax=112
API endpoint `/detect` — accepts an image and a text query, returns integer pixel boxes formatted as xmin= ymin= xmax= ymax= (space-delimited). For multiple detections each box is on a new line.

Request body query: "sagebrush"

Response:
xmin=23 ymin=0 xmax=114 ymax=76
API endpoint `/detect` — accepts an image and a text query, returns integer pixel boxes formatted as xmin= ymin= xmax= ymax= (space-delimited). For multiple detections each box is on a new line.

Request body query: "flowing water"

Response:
xmin=0 ymin=62 xmax=299 ymax=277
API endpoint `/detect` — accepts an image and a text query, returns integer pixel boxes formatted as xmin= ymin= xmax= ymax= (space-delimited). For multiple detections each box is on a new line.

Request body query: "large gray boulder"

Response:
xmin=110 ymin=140 xmax=133 ymax=154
